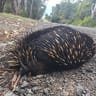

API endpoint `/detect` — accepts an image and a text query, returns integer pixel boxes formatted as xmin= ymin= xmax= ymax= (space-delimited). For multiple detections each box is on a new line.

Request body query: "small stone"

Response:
xmin=36 ymin=75 xmax=44 ymax=78
xmin=43 ymin=88 xmax=50 ymax=96
xmin=32 ymin=87 xmax=40 ymax=94
xmin=75 ymin=83 xmax=90 ymax=96
xmin=21 ymin=81 xmax=29 ymax=88
xmin=4 ymin=91 xmax=16 ymax=96
xmin=27 ymin=89 xmax=32 ymax=94
xmin=27 ymin=94 xmax=32 ymax=96
xmin=86 ymin=68 xmax=93 ymax=72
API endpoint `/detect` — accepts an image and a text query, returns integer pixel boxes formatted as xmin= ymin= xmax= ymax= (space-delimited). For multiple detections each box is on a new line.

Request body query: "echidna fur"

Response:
xmin=8 ymin=26 xmax=96 ymax=76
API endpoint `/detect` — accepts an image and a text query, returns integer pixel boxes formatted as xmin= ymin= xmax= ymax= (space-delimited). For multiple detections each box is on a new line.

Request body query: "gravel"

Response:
xmin=0 ymin=18 xmax=96 ymax=96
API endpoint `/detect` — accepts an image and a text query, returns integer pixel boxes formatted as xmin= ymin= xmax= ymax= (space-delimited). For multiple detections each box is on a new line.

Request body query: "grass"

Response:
xmin=0 ymin=13 xmax=36 ymax=22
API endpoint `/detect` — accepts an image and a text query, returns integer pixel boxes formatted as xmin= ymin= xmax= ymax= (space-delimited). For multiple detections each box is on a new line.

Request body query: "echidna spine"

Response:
xmin=8 ymin=26 xmax=96 ymax=76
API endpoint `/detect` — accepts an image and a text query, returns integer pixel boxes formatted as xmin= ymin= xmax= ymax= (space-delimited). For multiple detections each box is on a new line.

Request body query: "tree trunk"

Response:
xmin=11 ymin=0 xmax=18 ymax=14
xmin=29 ymin=0 xmax=33 ymax=18
xmin=0 ymin=0 xmax=6 ymax=12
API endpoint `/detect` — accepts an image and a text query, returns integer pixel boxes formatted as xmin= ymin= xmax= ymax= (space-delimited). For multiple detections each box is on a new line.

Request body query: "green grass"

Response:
xmin=0 ymin=13 xmax=36 ymax=22
xmin=72 ymin=17 xmax=96 ymax=28
xmin=80 ymin=17 xmax=96 ymax=27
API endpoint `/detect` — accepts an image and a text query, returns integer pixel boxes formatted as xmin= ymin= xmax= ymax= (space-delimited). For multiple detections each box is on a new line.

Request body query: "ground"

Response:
xmin=0 ymin=13 xmax=96 ymax=96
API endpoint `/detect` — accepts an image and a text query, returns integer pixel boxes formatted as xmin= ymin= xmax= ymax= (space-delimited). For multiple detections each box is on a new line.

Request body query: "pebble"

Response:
xmin=21 ymin=81 xmax=29 ymax=88
xmin=75 ymin=83 xmax=90 ymax=96
xmin=32 ymin=86 xmax=41 ymax=94
xmin=4 ymin=91 xmax=16 ymax=96
xmin=43 ymin=88 xmax=50 ymax=96
xmin=27 ymin=89 xmax=33 ymax=94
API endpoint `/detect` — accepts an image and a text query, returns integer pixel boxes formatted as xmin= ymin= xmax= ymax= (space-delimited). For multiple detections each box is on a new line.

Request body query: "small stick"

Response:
xmin=0 ymin=68 xmax=16 ymax=73
xmin=12 ymin=73 xmax=21 ymax=91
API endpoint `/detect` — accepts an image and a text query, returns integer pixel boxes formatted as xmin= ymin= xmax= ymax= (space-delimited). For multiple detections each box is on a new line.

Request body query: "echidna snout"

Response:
xmin=8 ymin=26 xmax=96 ymax=76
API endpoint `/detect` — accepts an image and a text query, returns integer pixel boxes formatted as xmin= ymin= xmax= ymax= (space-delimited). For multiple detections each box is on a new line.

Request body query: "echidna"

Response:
xmin=8 ymin=26 xmax=96 ymax=76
